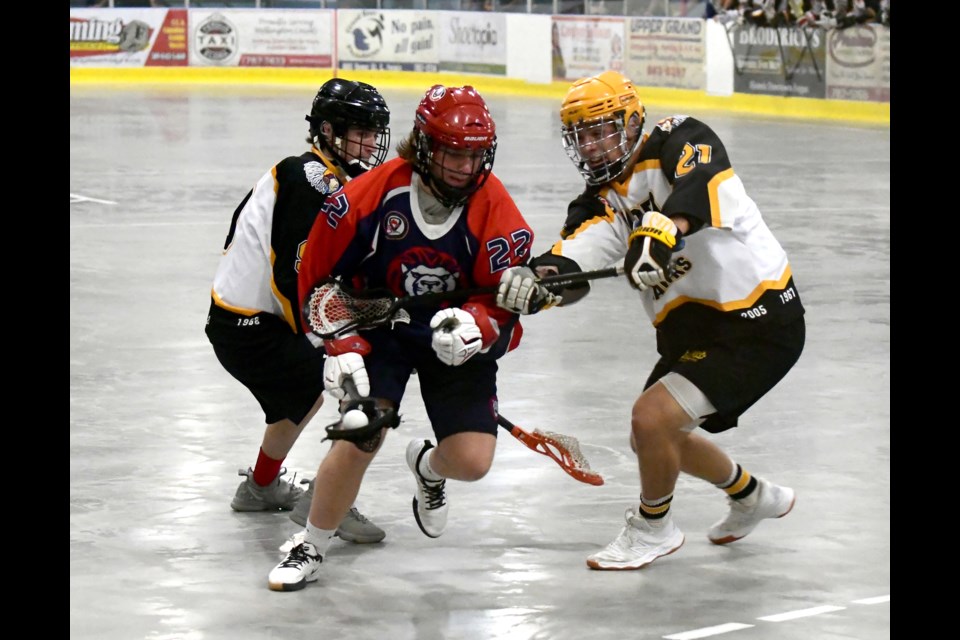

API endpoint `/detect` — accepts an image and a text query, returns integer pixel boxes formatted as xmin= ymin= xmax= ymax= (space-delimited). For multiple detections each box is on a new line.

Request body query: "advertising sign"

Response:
xmin=825 ymin=24 xmax=889 ymax=102
xmin=551 ymin=17 xmax=626 ymax=81
xmin=338 ymin=10 xmax=439 ymax=72
xmin=70 ymin=8 xmax=187 ymax=67
xmin=439 ymin=12 xmax=506 ymax=75
xmin=625 ymin=17 xmax=706 ymax=90
xmin=189 ymin=9 xmax=333 ymax=67
xmin=730 ymin=25 xmax=826 ymax=99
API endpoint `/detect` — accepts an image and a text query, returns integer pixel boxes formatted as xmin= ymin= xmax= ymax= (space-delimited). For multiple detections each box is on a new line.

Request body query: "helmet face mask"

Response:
xmin=306 ymin=79 xmax=391 ymax=175
xmin=559 ymin=71 xmax=645 ymax=185
xmin=412 ymin=85 xmax=497 ymax=208
xmin=561 ymin=115 xmax=636 ymax=186
xmin=325 ymin=123 xmax=388 ymax=178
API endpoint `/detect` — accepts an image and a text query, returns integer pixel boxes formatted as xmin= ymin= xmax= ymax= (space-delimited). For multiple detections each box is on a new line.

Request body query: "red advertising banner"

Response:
xmin=70 ymin=9 xmax=188 ymax=67
xmin=148 ymin=10 xmax=188 ymax=66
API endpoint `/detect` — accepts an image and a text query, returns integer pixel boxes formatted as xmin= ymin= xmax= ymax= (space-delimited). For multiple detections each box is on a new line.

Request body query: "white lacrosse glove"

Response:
xmin=322 ymin=333 xmax=371 ymax=399
xmin=430 ymin=307 xmax=486 ymax=366
xmin=624 ymin=211 xmax=684 ymax=291
xmin=496 ymin=266 xmax=560 ymax=315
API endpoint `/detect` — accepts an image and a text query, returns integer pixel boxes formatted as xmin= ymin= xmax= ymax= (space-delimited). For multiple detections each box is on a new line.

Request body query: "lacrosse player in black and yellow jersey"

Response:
xmin=206 ymin=79 xmax=391 ymax=544
xmin=496 ymin=70 xmax=806 ymax=570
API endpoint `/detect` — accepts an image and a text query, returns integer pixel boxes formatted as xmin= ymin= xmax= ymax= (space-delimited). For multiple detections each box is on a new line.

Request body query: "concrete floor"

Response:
xmin=70 ymin=83 xmax=890 ymax=640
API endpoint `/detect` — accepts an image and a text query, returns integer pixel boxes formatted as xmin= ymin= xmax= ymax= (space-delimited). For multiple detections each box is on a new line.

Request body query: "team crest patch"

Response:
xmin=656 ymin=115 xmax=689 ymax=133
xmin=383 ymin=212 xmax=408 ymax=239
xmin=304 ymin=161 xmax=340 ymax=195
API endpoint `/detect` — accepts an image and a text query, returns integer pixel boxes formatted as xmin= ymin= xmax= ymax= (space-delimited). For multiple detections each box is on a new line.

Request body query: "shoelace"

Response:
xmin=278 ymin=467 xmax=297 ymax=485
xmin=422 ymin=479 xmax=446 ymax=510
xmin=278 ymin=543 xmax=320 ymax=568
xmin=347 ymin=507 xmax=372 ymax=524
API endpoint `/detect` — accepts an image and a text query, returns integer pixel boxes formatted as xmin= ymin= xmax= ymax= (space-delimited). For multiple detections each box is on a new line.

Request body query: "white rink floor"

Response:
xmin=70 ymin=83 xmax=890 ymax=640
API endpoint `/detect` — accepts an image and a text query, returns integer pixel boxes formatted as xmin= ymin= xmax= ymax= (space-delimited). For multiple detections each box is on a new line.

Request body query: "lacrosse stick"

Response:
xmin=497 ymin=414 xmax=604 ymax=486
xmin=303 ymin=265 xmax=625 ymax=341
xmin=324 ymin=377 xmax=399 ymax=451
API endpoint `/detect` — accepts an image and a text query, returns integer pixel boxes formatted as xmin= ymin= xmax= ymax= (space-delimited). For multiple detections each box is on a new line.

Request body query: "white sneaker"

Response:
xmin=268 ymin=541 xmax=323 ymax=592
xmin=708 ymin=478 xmax=796 ymax=545
xmin=586 ymin=509 xmax=685 ymax=570
xmin=405 ymin=439 xmax=448 ymax=538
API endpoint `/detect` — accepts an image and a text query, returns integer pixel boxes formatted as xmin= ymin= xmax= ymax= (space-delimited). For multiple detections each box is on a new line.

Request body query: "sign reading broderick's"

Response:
xmin=728 ymin=22 xmax=888 ymax=102
xmin=730 ymin=24 xmax=827 ymax=99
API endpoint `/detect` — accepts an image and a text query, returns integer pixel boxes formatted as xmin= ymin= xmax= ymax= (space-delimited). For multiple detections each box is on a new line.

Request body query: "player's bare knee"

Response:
xmin=630 ymin=397 xmax=666 ymax=442
xmin=457 ymin=456 xmax=492 ymax=481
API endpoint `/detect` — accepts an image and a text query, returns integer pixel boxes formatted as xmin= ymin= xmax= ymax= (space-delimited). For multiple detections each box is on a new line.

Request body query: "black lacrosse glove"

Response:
xmin=624 ymin=211 xmax=685 ymax=291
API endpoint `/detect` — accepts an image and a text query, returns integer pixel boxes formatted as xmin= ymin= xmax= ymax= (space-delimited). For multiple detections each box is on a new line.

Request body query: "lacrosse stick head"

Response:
xmin=532 ymin=428 xmax=604 ymax=486
xmin=325 ymin=399 xmax=400 ymax=452
xmin=302 ymin=278 xmax=411 ymax=339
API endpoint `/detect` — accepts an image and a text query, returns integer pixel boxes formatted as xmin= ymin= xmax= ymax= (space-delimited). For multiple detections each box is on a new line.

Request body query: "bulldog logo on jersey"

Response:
xmin=400 ymin=264 xmax=458 ymax=296
xmin=388 ymin=248 xmax=463 ymax=296
xmin=383 ymin=212 xmax=408 ymax=239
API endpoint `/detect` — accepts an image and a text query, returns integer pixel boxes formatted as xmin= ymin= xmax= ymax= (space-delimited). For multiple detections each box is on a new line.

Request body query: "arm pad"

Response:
xmin=323 ymin=334 xmax=372 ymax=357
xmin=561 ymin=187 xmax=614 ymax=239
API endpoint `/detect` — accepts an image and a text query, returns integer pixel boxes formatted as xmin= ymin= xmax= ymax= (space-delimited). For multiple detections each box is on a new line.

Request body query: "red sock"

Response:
xmin=252 ymin=448 xmax=283 ymax=487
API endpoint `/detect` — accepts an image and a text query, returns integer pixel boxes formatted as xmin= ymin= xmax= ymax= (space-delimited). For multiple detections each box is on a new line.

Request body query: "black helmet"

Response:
xmin=306 ymin=78 xmax=391 ymax=177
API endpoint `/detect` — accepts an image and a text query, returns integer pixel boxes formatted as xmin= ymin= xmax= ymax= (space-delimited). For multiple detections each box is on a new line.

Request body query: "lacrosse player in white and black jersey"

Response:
xmin=496 ymin=70 xmax=806 ymax=570
xmin=205 ymin=78 xmax=390 ymax=544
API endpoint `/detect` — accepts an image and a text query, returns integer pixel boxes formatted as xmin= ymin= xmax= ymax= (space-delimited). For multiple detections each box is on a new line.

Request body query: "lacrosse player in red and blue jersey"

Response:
xmin=496 ymin=70 xmax=806 ymax=571
xmin=268 ymin=85 xmax=535 ymax=591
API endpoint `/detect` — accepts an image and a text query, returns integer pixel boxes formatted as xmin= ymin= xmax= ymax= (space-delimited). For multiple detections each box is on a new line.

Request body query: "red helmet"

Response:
xmin=413 ymin=85 xmax=497 ymax=208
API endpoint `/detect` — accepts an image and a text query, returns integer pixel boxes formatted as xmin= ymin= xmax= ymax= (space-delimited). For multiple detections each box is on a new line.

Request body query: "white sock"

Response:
xmin=304 ymin=522 xmax=336 ymax=555
xmin=717 ymin=461 xmax=738 ymax=488
xmin=418 ymin=450 xmax=443 ymax=482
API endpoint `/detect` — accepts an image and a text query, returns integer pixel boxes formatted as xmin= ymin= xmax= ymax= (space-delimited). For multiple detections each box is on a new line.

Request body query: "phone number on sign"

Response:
xmin=646 ymin=65 xmax=686 ymax=78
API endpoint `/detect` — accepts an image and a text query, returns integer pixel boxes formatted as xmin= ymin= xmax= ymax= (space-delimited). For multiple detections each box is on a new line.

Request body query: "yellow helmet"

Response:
xmin=560 ymin=71 xmax=646 ymax=185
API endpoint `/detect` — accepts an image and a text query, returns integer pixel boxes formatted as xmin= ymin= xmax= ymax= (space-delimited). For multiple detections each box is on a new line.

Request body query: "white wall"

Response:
xmin=506 ymin=13 xmax=552 ymax=85
xmin=704 ymin=18 xmax=734 ymax=96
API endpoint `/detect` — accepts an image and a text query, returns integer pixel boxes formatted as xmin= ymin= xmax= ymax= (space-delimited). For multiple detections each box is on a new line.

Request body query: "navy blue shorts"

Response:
xmin=363 ymin=327 xmax=499 ymax=442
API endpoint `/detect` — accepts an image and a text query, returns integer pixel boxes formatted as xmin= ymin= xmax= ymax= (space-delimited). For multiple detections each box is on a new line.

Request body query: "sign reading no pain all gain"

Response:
xmin=338 ymin=10 xmax=439 ymax=73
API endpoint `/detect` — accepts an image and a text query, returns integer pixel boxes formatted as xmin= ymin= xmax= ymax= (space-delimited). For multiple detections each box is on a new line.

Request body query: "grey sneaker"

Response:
xmin=288 ymin=478 xmax=313 ymax=526
xmin=707 ymin=478 xmax=796 ymax=545
xmin=268 ymin=541 xmax=323 ymax=592
xmin=406 ymin=439 xmax=448 ymax=538
xmin=230 ymin=467 xmax=304 ymax=512
xmin=289 ymin=478 xmax=385 ymax=544
xmin=337 ymin=507 xmax=386 ymax=544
